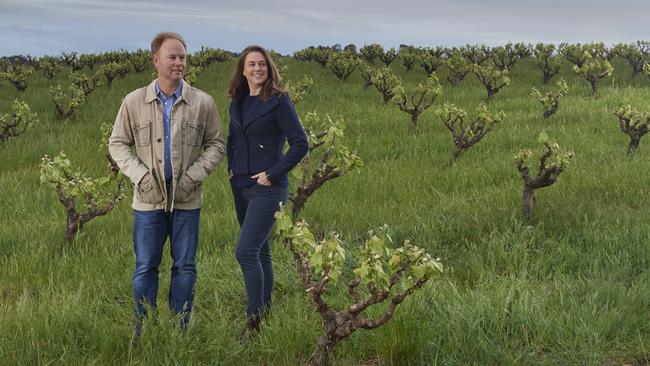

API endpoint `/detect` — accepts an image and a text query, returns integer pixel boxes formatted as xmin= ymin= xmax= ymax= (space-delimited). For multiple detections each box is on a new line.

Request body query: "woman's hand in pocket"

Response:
xmin=251 ymin=172 xmax=271 ymax=186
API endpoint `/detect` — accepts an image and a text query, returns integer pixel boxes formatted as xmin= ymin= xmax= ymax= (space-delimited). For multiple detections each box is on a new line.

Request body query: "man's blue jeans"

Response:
xmin=232 ymin=183 xmax=287 ymax=319
xmin=132 ymin=208 xmax=200 ymax=325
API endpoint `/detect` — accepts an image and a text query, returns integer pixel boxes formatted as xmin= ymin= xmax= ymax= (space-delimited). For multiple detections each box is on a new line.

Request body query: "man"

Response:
xmin=109 ymin=32 xmax=225 ymax=333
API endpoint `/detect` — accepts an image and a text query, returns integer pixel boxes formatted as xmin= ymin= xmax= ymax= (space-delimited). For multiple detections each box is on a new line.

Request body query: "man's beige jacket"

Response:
xmin=109 ymin=80 xmax=225 ymax=211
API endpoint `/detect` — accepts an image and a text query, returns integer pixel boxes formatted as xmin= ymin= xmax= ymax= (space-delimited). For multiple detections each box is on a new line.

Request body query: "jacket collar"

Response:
xmin=145 ymin=79 xmax=193 ymax=106
xmin=229 ymin=94 xmax=280 ymax=129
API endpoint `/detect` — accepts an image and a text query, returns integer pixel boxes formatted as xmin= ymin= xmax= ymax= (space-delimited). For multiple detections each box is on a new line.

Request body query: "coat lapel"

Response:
xmin=242 ymin=96 xmax=279 ymax=130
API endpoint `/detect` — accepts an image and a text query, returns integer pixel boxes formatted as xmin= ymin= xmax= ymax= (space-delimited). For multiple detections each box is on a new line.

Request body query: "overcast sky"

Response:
xmin=2 ymin=0 xmax=650 ymax=56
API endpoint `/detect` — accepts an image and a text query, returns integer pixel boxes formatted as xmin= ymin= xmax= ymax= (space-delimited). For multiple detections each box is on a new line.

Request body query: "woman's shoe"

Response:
xmin=239 ymin=316 xmax=261 ymax=346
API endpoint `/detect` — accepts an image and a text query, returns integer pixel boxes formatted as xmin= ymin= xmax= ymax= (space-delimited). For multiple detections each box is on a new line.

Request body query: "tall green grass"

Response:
xmin=1 ymin=53 xmax=649 ymax=365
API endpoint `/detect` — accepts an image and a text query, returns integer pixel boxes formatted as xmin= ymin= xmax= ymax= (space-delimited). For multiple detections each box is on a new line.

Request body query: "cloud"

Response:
xmin=2 ymin=0 xmax=650 ymax=56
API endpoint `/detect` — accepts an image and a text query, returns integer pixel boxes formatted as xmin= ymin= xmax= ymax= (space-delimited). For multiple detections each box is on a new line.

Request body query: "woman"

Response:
xmin=226 ymin=45 xmax=308 ymax=334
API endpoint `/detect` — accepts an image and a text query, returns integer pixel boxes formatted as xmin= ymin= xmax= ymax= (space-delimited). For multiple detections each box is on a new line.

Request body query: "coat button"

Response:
xmin=158 ymin=159 xmax=162 ymax=163
xmin=157 ymin=138 xmax=162 ymax=143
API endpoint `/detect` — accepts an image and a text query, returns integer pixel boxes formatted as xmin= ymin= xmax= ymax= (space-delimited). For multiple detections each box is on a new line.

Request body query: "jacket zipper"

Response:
xmin=258 ymin=144 xmax=275 ymax=152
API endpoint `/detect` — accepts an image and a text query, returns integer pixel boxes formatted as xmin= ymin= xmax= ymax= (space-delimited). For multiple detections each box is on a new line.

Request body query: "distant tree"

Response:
xmin=188 ymin=46 xmax=231 ymax=68
xmin=583 ymin=42 xmax=612 ymax=61
xmin=469 ymin=63 xmax=510 ymax=100
xmin=419 ymin=47 xmax=445 ymax=76
xmin=445 ymin=51 xmax=470 ymax=86
xmin=515 ymin=133 xmax=573 ymax=221
xmin=359 ymin=44 xmax=384 ymax=64
xmin=398 ymin=47 xmax=419 ymax=72
xmin=71 ymin=72 xmax=100 ymax=97
xmin=294 ymin=46 xmax=333 ymax=68
xmin=370 ymin=67 xmax=400 ymax=105
xmin=559 ymin=43 xmax=588 ymax=67
xmin=98 ymin=61 xmax=131 ymax=87
xmin=612 ymin=42 xmax=648 ymax=79
xmin=491 ymin=42 xmax=531 ymax=70
xmin=379 ymin=48 xmax=398 ymax=67
xmin=313 ymin=48 xmax=332 ymax=68
xmin=41 ymin=57 xmax=63 ymax=79
xmin=129 ymin=49 xmax=151 ymax=73
xmin=79 ymin=53 xmax=99 ymax=70
xmin=61 ymin=52 xmax=85 ymax=71
xmin=438 ymin=102 xmax=505 ymax=164
xmin=50 ymin=84 xmax=86 ymax=120
xmin=572 ymin=52 xmax=613 ymax=97
xmin=613 ymin=104 xmax=650 ymax=156
xmin=100 ymin=50 xmax=130 ymax=64
xmin=1 ymin=99 xmax=38 ymax=144
xmin=343 ymin=44 xmax=357 ymax=54
xmin=0 ymin=59 xmax=9 ymax=73
xmin=531 ymin=78 xmax=569 ymax=119
xmin=24 ymin=55 xmax=41 ymax=70
xmin=533 ymin=43 xmax=562 ymax=83
xmin=358 ymin=62 xmax=374 ymax=90
xmin=326 ymin=52 xmax=358 ymax=81
xmin=461 ymin=44 xmax=492 ymax=65
xmin=391 ymin=74 xmax=442 ymax=129
xmin=0 ymin=64 xmax=34 ymax=92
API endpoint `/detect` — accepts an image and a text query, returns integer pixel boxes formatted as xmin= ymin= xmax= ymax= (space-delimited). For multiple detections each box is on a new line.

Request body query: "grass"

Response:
xmin=1 ymin=51 xmax=650 ymax=365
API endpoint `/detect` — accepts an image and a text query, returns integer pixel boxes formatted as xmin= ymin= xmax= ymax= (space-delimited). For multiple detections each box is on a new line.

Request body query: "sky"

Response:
xmin=2 ymin=0 xmax=650 ymax=57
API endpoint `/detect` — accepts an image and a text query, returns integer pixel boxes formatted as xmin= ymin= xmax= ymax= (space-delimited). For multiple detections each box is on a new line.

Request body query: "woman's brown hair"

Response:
xmin=227 ymin=45 xmax=285 ymax=102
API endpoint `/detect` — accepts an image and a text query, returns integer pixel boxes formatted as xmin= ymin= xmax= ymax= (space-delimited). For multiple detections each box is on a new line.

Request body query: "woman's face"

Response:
xmin=243 ymin=51 xmax=268 ymax=92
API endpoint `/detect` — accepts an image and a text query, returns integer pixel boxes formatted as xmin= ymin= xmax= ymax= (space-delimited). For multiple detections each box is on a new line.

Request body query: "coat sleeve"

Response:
xmin=108 ymin=98 xmax=149 ymax=185
xmin=265 ymin=95 xmax=309 ymax=183
xmin=184 ymin=97 xmax=226 ymax=183
xmin=226 ymin=131 xmax=234 ymax=174
xmin=226 ymin=103 xmax=235 ymax=174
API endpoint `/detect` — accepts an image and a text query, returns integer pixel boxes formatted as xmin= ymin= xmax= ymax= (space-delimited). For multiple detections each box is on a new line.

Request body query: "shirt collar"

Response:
xmin=155 ymin=80 xmax=183 ymax=100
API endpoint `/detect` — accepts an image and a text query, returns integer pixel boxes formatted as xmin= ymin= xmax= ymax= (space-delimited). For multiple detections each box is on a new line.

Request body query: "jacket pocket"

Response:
xmin=136 ymin=172 xmax=163 ymax=204
xmin=186 ymin=121 xmax=205 ymax=146
xmin=134 ymin=121 xmax=151 ymax=146
xmin=176 ymin=173 xmax=197 ymax=202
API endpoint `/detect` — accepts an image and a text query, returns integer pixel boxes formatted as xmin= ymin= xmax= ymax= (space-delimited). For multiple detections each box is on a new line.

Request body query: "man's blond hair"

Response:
xmin=151 ymin=32 xmax=187 ymax=55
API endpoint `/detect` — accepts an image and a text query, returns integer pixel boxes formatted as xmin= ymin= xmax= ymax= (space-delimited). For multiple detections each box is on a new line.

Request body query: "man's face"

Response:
xmin=153 ymin=38 xmax=186 ymax=84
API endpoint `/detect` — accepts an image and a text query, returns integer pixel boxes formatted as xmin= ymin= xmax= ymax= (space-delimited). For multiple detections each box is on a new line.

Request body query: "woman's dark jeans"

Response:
xmin=232 ymin=183 xmax=287 ymax=319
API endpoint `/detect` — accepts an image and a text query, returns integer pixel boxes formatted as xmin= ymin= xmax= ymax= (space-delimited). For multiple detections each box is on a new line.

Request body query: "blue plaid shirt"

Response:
xmin=155 ymin=81 xmax=183 ymax=182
